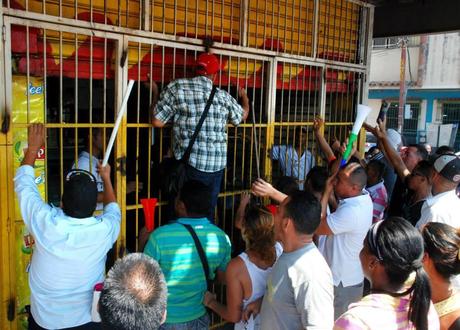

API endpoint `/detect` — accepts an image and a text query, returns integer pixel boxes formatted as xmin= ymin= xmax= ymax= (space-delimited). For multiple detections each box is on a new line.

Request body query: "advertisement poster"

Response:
xmin=12 ymin=75 xmax=45 ymax=329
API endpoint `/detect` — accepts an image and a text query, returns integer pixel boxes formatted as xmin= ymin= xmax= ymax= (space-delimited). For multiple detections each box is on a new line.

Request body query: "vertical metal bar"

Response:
xmin=283 ymin=0 xmax=287 ymax=54
xmin=344 ymin=1 xmax=351 ymax=63
xmin=259 ymin=60 xmax=265 ymax=125
xmin=220 ymin=0 xmax=224 ymax=43
xmin=362 ymin=6 xmax=374 ymax=108
xmin=304 ymin=0 xmax=310 ymax=57
xmin=162 ymin=0 xmax=166 ymax=33
xmin=151 ymin=0 xmax=155 ymax=32
xmin=126 ymin=0 xmax=129 ymax=28
xmin=312 ymin=0 xmax=319 ymax=58
xmin=74 ymin=32 xmax=78 ymax=126
xmin=330 ymin=0 xmax=337 ymax=61
xmin=137 ymin=43 xmax=141 ymax=124
xmin=174 ymin=0 xmax=177 ymax=36
xmin=195 ymin=0 xmax=199 ymax=38
xmin=254 ymin=0 xmax=259 ymax=50
xmin=26 ymin=25 xmax=30 ymax=123
xmin=300 ymin=64 xmax=306 ymax=123
xmin=263 ymin=0 xmax=268 ymax=50
xmin=324 ymin=0 xmax=331 ymax=60
xmin=211 ymin=0 xmax=215 ymax=37
xmin=90 ymin=0 xmax=93 ymax=23
xmin=134 ymin=43 xmax=142 ymax=252
xmin=88 ymin=35 xmax=93 ymax=172
xmin=297 ymin=0 xmax=302 ymax=56
xmin=240 ymin=0 xmax=249 ymax=48
xmin=275 ymin=0 xmax=280 ymax=50
xmin=355 ymin=4 xmax=362 ymax=64
xmin=336 ymin=69 xmax=341 ymax=126
xmin=205 ymin=0 xmax=209 ymax=35
xmin=90 ymin=35 xmax=93 ymax=124
xmin=337 ymin=0 xmax=344 ymax=61
xmin=229 ymin=0 xmax=234 ymax=44
xmin=291 ymin=0 xmax=296 ymax=55
xmin=172 ymin=47 xmax=176 ymax=79
xmin=57 ymin=30 xmax=64 ymax=194
xmin=184 ymin=0 xmax=188 ymax=37
xmin=103 ymin=38 xmax=107 ymax=124
xmin=285 ymin=62 xmax=294 ymax=174
xmin=319 ymin=67 xmax=327 ymax=120
xmin=294 ymin=63 xmax=299 ymax=125
xmin=74 ymin=32 xmax=78 ymax=169
xmin=287 ymin=62 xmax=293 ymax=124
xmin=249 ymin=58 xmax=261 ymax=179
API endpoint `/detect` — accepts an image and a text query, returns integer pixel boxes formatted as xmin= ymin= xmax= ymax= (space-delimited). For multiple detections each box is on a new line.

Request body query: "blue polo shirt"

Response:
xmin=14 ymin=165 xmax=121 ymax=329
xmin=144 ymin=217 xmax=231 ymax=323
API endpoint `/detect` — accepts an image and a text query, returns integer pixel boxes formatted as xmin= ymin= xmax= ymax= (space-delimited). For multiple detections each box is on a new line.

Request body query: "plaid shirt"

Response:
xmin=154 ymin=76 xmax=244 ymax=172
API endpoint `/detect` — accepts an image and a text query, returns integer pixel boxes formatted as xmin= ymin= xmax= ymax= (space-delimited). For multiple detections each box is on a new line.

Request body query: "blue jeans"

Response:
xmin=159 ymin=313 xmax=209 ymax=330
xmin=184 ymin=164 xmax=224 ymax=222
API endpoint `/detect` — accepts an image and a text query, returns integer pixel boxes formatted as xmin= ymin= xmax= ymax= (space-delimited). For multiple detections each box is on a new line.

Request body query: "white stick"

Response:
xmin=102 ymin=80 xmax=135 ymax=166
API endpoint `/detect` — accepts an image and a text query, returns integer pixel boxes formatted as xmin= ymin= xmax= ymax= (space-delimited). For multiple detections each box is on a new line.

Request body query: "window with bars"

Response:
xmin=441 ymin=101 xmax=460 ymax=150
xmin=372 ymin=36 xmax=420 ymax=49
xmin=386 ymin=101 xmax=420 ymax=144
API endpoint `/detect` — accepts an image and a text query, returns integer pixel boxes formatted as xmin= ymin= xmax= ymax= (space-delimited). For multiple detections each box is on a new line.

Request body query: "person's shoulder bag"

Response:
xmin=181 ymin=223 xmax=213 ymax=290
xmin=160 ymin=86 xmax=217 ymax=196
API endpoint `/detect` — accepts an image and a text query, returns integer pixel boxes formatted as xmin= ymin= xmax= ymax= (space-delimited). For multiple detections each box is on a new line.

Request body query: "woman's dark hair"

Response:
xmin=367 ymin=217 xmax=431 ymax=330
xmin=422 ymin=222 xmax=460 ymax=279
xmin=305 ymin=166 xmax=328 ymax=194
xmin=435 ymin=145 xmax=455 ymax=156
xmin=274 ymin=176 xmax=298 ymax=195
xmin=412 ymin=160 xmax=432 ymax=179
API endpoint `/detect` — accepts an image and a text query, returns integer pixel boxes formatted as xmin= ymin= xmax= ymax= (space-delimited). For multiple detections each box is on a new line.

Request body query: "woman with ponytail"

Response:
xmin=334 ymin=217 xmax=439 ymax=329
xmin=203 ymin=205 xmax=282 ymax=329
xmin=423 ymin=222 xmax=460 ymax=330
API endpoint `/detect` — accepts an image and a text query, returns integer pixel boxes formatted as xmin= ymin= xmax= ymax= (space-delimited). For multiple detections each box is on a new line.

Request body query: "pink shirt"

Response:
xmin=366 ymin=180 xmax=388 ymax=222
xmin=334 ymin=293 xmax=440 ymax=330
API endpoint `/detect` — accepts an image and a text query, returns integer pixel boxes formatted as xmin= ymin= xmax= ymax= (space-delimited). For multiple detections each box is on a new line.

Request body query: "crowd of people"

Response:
xmin=14 ymin=46 xmax=460 ymax=330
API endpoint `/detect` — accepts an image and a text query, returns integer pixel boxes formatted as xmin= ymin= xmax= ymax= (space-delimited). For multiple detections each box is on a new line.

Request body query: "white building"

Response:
xmin=367 ymin=32 xmax=460 ymax=149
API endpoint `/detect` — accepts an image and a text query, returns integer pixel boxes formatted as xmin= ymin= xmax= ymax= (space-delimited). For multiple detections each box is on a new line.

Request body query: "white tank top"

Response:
xmin=234 ymin=242 xmax=283 ymax=330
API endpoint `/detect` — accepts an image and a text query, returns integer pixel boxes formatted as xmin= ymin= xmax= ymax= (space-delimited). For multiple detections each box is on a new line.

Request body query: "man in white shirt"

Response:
xmin=73 ymin=128 xmax=141 ymax=211
xmin=416 ymin=154 xmax=460 ymax=229
xmin=15 ymin=124 xmax=121 ymax=329
xmin=271 ymin=126 xmax=315 ymax=190
xmin=315 ymin=162 xmax=373 ymax=319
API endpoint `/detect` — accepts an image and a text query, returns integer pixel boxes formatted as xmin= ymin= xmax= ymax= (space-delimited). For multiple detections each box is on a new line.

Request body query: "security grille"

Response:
xmin=386 ymin=101 xmax=420 ymax=144
xmin=441 ymin=101 xmax=460 ymax=150
xmin=0 ymin=1 xmax=373 ymax=327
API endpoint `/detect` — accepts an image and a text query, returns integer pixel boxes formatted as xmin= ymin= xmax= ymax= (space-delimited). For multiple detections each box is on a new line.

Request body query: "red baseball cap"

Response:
xmin=196 ymin=53 xmax=220 ymax=75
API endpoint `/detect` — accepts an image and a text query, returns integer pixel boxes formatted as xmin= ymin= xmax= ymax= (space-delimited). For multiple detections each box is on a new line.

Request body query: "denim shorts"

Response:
xmin=159 ymin=313 xmax=210 ymax=330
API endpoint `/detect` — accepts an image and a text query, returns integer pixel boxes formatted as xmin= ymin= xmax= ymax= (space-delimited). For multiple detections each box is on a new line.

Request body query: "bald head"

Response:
xmin=99 ymin=253 xmax=167 ymax=330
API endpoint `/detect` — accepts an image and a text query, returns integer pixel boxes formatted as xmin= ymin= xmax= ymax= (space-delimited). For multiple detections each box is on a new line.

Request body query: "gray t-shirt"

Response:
xmin=260 ymin=243 xmax=334 ymax=330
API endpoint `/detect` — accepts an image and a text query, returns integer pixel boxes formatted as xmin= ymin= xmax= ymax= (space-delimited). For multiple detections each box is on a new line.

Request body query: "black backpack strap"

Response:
xmin=181 ymin=86 xmax=217 ymax=163
xmin=181 ymin=223 xmax=211 ymax=287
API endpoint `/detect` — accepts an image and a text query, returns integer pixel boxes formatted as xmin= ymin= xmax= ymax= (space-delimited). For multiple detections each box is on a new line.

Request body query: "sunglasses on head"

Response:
xmin=65 ymin=169 xmax=96 ymax=183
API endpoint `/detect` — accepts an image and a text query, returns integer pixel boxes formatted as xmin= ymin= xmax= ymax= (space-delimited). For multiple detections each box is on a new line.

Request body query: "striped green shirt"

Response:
xmin=144 ymin=217 xmax=231 ymax=323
